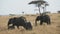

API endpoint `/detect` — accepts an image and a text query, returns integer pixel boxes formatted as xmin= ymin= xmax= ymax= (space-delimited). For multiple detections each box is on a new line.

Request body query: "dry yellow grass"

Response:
xmin=0 ymin=14 xmax=60 ymax=34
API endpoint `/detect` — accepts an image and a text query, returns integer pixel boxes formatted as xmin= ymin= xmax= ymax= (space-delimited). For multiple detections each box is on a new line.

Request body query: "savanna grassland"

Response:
xmin=0 ymin=13 xmax=60 ymax=34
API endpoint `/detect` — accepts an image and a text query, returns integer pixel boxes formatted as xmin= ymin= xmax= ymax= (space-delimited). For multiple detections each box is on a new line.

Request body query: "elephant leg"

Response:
xmin=48 ymin=18 xmax=51 ymax=25
xmin=47 ymin=21 xmax=50 ymax=25
xmin=17 ymin=26 xmax=19 ymax=29
xmin=47 ymin=20 xmax=51 ymax=25
xmin=47 ymin=21 xmax=49 ymax=25
xmin=49 ymin=20 xmax=51 ymax=24
xmin=40 ymin=21 xmax=43 ymax=25
xmin=48 ymin=21 xmax=51 ymax=25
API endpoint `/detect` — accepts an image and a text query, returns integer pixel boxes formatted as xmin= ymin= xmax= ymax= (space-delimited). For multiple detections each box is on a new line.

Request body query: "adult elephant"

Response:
xmin=8 ymin=16 xmax=32 ymax=30
xmin=35 ymin=14 xmax=51 ymax=26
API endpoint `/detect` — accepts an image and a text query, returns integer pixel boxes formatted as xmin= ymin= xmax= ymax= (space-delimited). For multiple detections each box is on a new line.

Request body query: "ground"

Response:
xmin=0 ymin=13 xmax=60 ymax=34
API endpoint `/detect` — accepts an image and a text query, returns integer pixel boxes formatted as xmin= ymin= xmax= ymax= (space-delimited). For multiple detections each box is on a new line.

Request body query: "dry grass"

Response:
xmin=0 ymin=14 xmax=60 ymax=34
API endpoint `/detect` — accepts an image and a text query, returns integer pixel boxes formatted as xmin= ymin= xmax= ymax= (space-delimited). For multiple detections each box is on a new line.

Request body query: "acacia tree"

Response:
xmin=29 ymin=0 xmax=48 ymax=15
xmin=42 ymin=3 xmax=49 ymax=14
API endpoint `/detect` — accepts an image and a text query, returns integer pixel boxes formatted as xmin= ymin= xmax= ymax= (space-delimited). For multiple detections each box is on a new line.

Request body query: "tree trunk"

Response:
xmin=43 ymin=7 xmax=45 ymax=13
xmin=38 ymin=6 xmax=41 ymax=15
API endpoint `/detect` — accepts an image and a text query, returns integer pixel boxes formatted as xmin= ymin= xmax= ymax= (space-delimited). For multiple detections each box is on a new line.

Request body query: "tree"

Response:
xmin=42 ymin=3 xmax=49 ymax=13
xmin=29 ymin=0 xmax=48 ymax=15
xmin=22 ymin=11 xmax=24 ymax=14
xmin=58 ymin=11 xmax=60 ymax=13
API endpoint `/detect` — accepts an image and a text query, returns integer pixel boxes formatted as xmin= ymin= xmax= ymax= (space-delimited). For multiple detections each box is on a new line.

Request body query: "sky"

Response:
xmin=0 ymin=0 xmax=60 ymax=15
